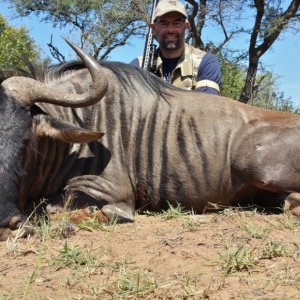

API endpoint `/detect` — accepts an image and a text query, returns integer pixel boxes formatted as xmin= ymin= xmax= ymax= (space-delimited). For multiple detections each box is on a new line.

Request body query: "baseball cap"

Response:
xmin=153 ymin=0 xmax=187 ymax=20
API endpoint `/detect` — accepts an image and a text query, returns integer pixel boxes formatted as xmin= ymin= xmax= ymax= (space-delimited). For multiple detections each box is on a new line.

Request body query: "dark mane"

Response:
xmin=100 ymin=61 xmax=178 ymax=97
xmin=46 ymin=60 xmax=87 ymax=80
xmin=1 ymin=59 xmax=179 ymax=97
xmin=0 ymin=59 xmax=52 ymax=83
xmin=48 ymin=60 xmax=178 ymax=97
xmin=0 ymin=60 xmax=86 ymax=83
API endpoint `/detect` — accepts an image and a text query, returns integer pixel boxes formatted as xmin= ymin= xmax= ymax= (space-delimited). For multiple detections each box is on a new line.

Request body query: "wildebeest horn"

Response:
xmin=2 ymin=39 xmax=108 ymax=107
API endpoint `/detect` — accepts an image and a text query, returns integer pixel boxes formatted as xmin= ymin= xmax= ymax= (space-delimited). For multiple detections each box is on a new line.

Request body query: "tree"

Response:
xmin=185 ymin=0 xmax=300 ymax=103
xmin=8 ymin=0 xmax=151 ymax=61
xmin=0 ymin=13 xmax=39 ymax=72
xmin=249 ymin=72 xmax=299 ymax=113
xmin=6 ymin=0 xmax=300 ymax=105
xmin=240 ymin=0 xmax=300 ymax=103
xmin=220 ymin=58 xmax=246 ymax=100
xmin=220 ymin=57 xmax=297 ymax=112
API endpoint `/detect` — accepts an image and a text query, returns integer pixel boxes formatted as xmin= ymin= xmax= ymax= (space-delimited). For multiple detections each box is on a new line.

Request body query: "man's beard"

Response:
xmin=161 ymin=36 xmax=181 ymax=50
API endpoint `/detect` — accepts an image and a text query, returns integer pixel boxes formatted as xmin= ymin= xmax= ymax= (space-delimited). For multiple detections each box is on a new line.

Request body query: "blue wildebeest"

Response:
xmin=0 ymin=40 xmax=300 ymax=240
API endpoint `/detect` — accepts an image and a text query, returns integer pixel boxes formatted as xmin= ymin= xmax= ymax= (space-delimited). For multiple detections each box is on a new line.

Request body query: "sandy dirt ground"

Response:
xmin=0 ymin=209 xmax=300 ymax=299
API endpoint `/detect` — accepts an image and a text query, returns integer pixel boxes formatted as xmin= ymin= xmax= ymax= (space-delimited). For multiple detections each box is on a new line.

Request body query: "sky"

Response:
xmin=1 ymin=1 xmax=300 ymax=106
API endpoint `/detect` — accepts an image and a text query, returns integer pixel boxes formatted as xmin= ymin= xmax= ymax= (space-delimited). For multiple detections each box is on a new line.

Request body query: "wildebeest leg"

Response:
xmin=65 ymin=173 xmax=136 ymax=223
xmin=46 ymin=189 xmax=135 ymax=224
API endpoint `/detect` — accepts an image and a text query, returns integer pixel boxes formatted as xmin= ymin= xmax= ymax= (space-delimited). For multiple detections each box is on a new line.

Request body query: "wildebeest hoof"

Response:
xmin=0 ymin=216 xmax=34 ymax=241
xmin=102 ymin=205 xmax=134 ymax=223
xmin=8 ymin=213 xmax=27 ymax=230
xmin=12 ymin=223 xmax=35 ymax=239
xmin=46 ymin=203 xmax=64 ymax=215
xmin=284 ymin=193 xmax=300 ymax=216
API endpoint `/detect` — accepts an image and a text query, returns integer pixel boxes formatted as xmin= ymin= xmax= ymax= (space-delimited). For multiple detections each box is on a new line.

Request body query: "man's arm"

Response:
xmin=196 ymin=53 xmax=222 ymax=95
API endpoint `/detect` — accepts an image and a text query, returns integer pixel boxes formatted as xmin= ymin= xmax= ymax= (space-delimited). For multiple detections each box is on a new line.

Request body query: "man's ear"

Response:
xmin=185 ymin=20 xmax=190 ymax=30
xmin=150 ymin=23 xmax=156 ymax=36
xmin=34 ymin=115 xmax=104 ymax=143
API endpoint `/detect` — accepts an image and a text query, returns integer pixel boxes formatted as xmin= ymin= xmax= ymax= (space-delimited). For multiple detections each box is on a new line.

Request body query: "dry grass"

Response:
xmin=1 ymin=207 xmax=300 ymax=299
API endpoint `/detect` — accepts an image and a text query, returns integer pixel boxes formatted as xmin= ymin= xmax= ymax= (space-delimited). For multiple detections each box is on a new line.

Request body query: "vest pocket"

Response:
xmin=173 ymin=77 xmax=193 ymax=90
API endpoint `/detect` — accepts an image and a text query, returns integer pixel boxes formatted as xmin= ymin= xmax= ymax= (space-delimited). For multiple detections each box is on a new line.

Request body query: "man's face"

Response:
xmin=151 ymin=12 xmax=189 ymax=51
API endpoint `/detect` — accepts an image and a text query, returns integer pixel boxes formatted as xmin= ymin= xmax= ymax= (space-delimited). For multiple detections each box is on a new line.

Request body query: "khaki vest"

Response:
xmin=137 ymin=43 xmax=220 ymax=92
xmin=156 ymin=43 xmax=205 ymax=90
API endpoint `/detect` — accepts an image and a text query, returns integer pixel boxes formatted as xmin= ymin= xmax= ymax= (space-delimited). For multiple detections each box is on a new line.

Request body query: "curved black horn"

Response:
xmin=64 ymin=38 xmax=100 ymax=82
xmin=2 ymin=39 xmax=108 ymax=108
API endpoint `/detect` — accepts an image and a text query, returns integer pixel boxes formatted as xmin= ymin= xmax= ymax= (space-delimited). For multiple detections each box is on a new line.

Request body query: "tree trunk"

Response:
xmin=239 ymin=56 xmax=259 ymax=103
xmin=239 ymin=0 xmax=300 ymax=103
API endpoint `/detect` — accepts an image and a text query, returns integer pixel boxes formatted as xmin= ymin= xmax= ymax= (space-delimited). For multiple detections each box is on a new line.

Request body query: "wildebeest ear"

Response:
xmin=34 ymin=115 xmax=104 ymax=143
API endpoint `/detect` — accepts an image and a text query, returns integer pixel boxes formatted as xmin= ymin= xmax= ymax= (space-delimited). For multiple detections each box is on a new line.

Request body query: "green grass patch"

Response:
xmin=161 ymin=202 xmax=191 ymax=220
xmin=51 ymin=242 xmax=102 ymax=270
